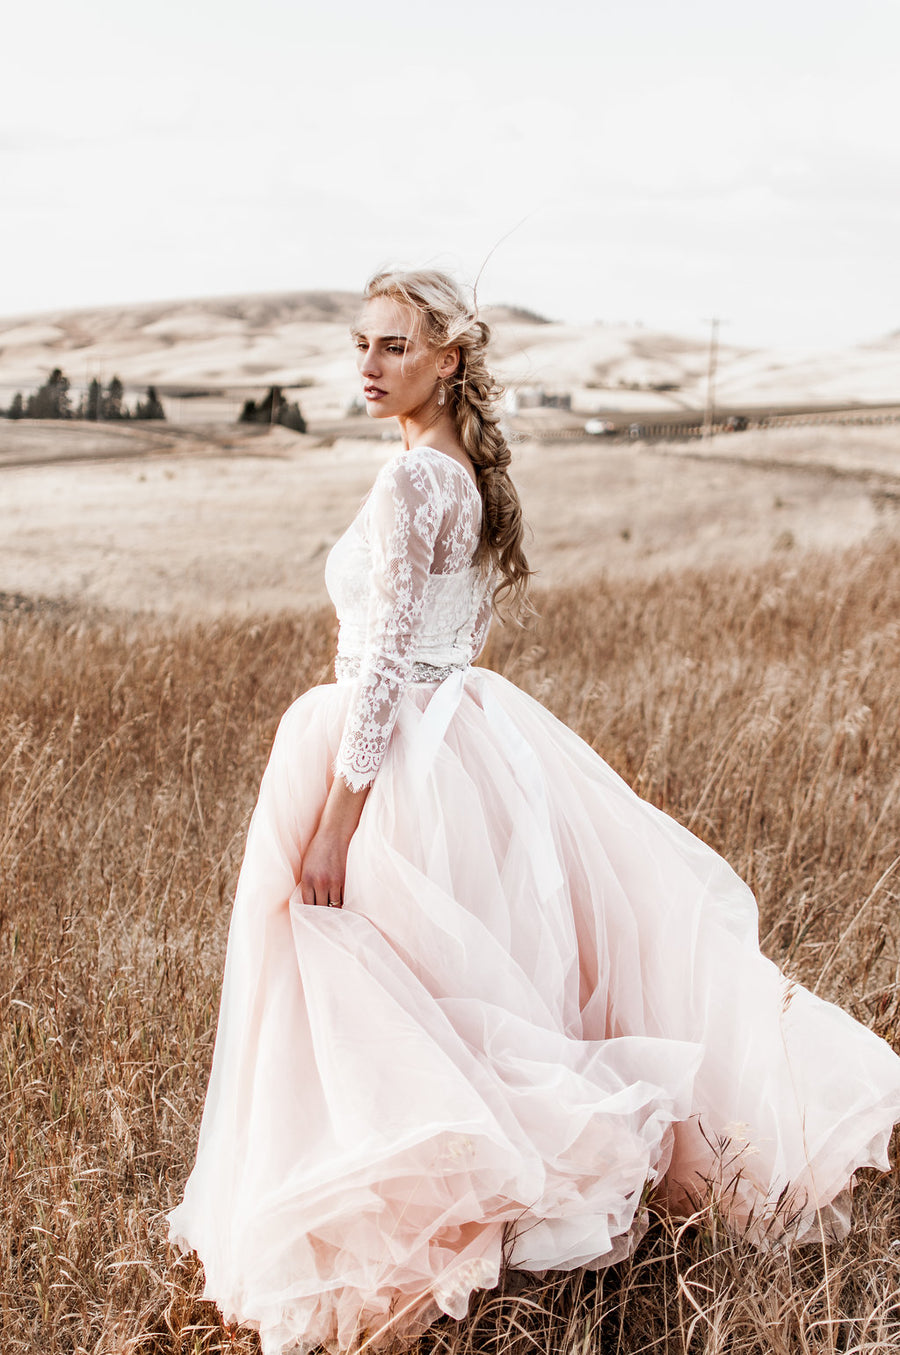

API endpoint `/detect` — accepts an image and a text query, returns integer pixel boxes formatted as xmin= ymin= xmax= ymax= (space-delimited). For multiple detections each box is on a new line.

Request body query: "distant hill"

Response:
xmin=0 ymin=291 xmax=897 ymax=414
xmin=0 ymin=290 xmax=363 ymax=337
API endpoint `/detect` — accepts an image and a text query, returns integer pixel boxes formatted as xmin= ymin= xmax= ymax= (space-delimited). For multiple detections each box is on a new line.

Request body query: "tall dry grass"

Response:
xmin=2 ymin=537 xmax=900 ymax=1354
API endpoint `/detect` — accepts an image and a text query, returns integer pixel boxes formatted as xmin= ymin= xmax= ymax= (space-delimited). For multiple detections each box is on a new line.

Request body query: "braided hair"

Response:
xmin=363 ymin=268 xmax=532 ymax=618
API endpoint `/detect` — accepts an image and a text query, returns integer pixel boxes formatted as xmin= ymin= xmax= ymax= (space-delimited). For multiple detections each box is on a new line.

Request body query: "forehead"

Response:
xmin=356 ymin=295 xmax=420 ymax=338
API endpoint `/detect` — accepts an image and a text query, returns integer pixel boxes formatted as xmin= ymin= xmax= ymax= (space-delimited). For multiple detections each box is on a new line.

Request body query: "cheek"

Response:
xmin=401 ymin=356 xmax=433 ymax=385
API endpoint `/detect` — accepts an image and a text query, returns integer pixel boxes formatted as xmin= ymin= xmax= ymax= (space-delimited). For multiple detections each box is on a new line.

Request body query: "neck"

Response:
xmin=397 ymin=406 xmax=462 ymax=456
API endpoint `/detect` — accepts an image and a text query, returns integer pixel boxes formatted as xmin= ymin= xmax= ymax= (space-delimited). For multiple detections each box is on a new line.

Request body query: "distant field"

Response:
xmin=1 ymin=422 xmax=898 ymax=617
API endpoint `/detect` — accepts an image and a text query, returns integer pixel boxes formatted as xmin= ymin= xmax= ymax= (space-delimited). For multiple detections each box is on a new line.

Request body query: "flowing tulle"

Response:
xmin=168 ymin=668 xmax=900 ymax=1355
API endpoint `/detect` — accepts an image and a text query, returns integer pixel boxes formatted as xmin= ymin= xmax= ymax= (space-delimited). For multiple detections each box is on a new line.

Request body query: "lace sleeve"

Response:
xmin=334 ymin=455 xmax=444 ymax=791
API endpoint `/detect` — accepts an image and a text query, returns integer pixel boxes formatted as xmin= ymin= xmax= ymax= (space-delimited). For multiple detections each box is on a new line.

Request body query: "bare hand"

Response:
xmin=298 ymin=775 xmax=370 ymax=908
xmin=298 ymin=826 xmax=350 ymax=908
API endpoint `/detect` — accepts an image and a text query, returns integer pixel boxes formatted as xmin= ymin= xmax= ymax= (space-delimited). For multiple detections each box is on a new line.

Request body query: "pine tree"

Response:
xmin=134 ymin=386 xmax=166 ymax=420
xmin=8 ymin=392 xmax=24 ymax=420
xmin=85 ymin=378 xmax=102 ymax=421
xmin=25 ymin=368 xmax=72 ymax=419
xmin=237 ymin=387 xmax=306 ymax=433
xmin=279 ymin=399 xmax=307 ymax=433
xmin=102 ymin=376 xmax=126 ymax=420
xmin=256 ymin=386 xmax=283 ymax=423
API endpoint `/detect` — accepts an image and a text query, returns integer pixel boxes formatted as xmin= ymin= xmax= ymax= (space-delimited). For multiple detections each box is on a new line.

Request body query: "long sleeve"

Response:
xmin=334 ymin=456 xmax=444 ymax=791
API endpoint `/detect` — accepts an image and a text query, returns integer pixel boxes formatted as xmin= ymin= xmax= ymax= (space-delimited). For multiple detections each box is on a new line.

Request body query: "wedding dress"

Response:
xmin=168 ymin=445 xmax=900 ymax=1355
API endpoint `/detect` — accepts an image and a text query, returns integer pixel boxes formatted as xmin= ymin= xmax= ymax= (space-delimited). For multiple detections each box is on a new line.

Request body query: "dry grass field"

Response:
xmin=3 ymin=518 xmax=900 ymax=1352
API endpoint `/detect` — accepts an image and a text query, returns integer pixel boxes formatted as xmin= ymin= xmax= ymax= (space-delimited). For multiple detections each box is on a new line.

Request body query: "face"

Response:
xmin=352 ymin=297 xmax=451 ymax=421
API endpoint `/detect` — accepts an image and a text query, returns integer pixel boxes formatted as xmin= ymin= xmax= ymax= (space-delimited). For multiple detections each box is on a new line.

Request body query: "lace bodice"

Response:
xmin=324 ymin=446 xmax=495 ymax=791
xmin=323 ymin=444 xmax=493 ymax=791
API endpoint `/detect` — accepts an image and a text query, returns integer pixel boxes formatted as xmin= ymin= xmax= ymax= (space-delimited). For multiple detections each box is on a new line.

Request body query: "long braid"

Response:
xmin=364 ymin=269 xmax=533 ymax=619
xmin=447 ymin=338 xmax=531 ymax=616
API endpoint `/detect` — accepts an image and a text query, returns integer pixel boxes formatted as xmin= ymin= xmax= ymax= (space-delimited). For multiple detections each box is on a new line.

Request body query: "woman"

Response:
xmin=168 ymin=269 xmax=900 ymax=1355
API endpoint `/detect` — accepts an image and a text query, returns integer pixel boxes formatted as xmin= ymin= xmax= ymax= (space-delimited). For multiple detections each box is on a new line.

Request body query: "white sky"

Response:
xmin=1 ymin=0 xmax=898 ymax=348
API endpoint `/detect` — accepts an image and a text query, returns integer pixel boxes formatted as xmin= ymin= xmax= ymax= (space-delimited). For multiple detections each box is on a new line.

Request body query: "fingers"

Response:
xmin=298 ymin=874 xmax=343 ymax=908
xmin=315 ymin=883 xmax=343 ymax=908
xmin=298 ymin=827 xmax=347 ymax=908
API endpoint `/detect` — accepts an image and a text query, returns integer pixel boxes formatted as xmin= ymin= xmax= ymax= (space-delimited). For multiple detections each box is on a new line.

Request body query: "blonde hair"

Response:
xmin=363 ymin=267 xmax=532 ymax=619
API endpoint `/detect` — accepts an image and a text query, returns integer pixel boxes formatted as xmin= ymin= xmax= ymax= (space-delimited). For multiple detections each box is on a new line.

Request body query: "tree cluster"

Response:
xmin=3 ymin=369 xmax=166 ymax=421
xmin=238 ymin=386 xmax=306 ymax=433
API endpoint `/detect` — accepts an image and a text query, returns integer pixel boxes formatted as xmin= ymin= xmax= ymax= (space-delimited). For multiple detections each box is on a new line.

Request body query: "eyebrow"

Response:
xmin=351 ymin=329 xmax=409 ymax=344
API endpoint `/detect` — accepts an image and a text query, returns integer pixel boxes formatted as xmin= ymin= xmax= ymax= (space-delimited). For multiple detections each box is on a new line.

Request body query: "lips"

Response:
xmin=364 ymin=384 xmax=387 ymax=400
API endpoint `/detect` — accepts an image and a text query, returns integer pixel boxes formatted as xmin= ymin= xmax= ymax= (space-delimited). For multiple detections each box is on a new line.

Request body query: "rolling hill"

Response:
xmin=0 ymin=292 xmax=897 ymax=421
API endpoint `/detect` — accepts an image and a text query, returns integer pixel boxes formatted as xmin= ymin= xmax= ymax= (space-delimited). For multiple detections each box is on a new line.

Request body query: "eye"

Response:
xmin=386 ymin=344 xmax=406 ymax=354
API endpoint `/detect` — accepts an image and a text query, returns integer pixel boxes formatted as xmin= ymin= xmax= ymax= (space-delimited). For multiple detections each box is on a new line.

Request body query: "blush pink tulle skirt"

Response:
xmin=167 ymin=668 xmax=900 ymax=1355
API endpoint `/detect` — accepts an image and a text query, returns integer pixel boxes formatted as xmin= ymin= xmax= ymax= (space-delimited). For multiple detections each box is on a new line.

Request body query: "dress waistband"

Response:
xmin=335 ymin=656 xmax=470 ymax=686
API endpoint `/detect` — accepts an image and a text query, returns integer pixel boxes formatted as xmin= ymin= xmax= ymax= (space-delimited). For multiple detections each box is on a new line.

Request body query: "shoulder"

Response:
xmin=372 ymin=447 xmax=446 ymax=501
xmin=366 ymin=450 xmax=448 ymax=543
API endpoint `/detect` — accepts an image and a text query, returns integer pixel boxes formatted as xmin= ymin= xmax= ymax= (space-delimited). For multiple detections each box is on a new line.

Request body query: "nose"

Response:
xmin=359 ymin=347 xmax=381 ymax=378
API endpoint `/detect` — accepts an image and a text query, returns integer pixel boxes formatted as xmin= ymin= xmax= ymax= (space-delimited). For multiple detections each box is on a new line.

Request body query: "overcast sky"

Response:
xmin=2 ymin=0 xmax=898 ymax=348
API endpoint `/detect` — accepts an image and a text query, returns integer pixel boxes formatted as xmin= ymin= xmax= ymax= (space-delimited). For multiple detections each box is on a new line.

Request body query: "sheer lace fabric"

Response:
xmin=325 ymin=448 xmax=493 ymax=790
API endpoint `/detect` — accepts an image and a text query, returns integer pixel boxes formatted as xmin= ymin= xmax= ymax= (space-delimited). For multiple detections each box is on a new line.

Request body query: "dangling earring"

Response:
xmin=437 ymin=382 xmax=446 ymax=408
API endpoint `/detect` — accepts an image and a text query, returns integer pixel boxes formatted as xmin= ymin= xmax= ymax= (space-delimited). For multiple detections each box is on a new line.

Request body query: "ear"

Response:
xmin=437 ymin=346 xmax=460 ymax=380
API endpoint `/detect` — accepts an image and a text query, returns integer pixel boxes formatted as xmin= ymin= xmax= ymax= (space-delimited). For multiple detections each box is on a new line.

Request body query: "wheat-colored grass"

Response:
xmin=2 ymin=538 xmax=900 ymax=1353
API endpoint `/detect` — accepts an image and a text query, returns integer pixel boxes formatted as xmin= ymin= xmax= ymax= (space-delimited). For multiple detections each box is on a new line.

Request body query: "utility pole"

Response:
xmin=702 ymin=316 xmax=720 ymax=439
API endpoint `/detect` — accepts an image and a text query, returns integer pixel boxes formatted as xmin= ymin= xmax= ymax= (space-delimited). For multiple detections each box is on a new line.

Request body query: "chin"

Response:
xmin=365 ymin=404 xmax=394 ymax=421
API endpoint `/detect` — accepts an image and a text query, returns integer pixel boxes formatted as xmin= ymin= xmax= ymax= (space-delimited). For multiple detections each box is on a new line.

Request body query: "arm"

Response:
xmin=296 ymin=776 xmax=369 ymax=908
xmin=298 ymin=455 xmax=442 ymax=906
xmin=334 ymin=454 xmax=443 ymax=790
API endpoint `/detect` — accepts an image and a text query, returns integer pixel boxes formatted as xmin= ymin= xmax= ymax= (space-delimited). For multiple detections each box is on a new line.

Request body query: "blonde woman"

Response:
xmin=169 ymin=269 xmax=900 ymax=1355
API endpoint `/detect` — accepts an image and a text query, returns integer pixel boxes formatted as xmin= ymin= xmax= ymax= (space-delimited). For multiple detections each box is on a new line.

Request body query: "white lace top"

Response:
xmin=324 ymin=446 xmax=496 ymax=791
